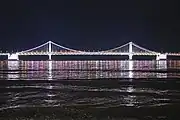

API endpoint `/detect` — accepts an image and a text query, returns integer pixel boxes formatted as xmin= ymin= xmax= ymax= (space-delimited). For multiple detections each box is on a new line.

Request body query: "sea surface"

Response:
xmin=0 ymin=60 xmax=180 ymax=120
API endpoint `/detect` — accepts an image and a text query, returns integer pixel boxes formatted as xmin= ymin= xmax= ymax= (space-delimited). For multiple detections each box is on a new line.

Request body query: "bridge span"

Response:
xmin=0 ymin=41 xmax=179 ymax=60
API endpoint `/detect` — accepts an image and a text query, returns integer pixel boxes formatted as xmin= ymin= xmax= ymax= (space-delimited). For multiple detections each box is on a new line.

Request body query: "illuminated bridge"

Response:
xmin=0 ymin=41 xmax=179 ymax=60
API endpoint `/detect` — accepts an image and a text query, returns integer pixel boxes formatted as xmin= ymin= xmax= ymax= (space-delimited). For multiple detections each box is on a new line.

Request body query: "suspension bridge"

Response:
xmin=0 ymin=40 xmax=178 ymax=60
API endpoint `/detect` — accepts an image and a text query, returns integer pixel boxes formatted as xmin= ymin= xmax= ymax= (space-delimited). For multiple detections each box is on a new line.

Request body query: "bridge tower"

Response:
xmin=48 ymin=41 xmax=52 ymax=60
xmin=129 ymin=42 xmax=133 ymax=60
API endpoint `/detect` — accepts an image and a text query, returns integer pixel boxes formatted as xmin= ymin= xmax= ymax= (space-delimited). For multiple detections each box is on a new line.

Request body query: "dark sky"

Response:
xmin=0 ymin=0 xmax=179 ymax=52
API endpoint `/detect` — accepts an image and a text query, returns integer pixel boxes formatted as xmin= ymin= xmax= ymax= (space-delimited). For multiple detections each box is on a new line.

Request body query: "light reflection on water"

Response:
xmin=0 ymin=60 xmax=173 ymax=80
xmin=0 ymin=60 xmax=180 ymax=119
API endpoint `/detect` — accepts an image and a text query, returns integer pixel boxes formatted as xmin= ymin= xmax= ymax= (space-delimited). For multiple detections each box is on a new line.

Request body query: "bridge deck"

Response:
xmin=0 ymin=52 xmax=180 ymax=56
xmin=17 ymin=52 xmax=159 ymax=56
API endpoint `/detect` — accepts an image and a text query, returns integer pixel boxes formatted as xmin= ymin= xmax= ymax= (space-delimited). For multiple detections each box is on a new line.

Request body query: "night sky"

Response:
xmin=0 ymin=0 xmax=179 ymax=52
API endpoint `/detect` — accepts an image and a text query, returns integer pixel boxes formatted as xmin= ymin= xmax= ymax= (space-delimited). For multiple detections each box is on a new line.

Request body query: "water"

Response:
xmin=0 ymin=60 xmax=180 ymax=120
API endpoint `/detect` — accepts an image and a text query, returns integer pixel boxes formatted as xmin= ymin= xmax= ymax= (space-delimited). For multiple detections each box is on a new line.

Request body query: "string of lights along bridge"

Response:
xmin=0 ymin=41 xmax=179 ymax=60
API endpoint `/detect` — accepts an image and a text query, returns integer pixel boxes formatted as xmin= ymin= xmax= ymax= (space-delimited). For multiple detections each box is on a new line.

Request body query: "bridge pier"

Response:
xmin=8 ymin=53 xmax=19 ymax=60
xmin=48 ymin=54 xmax=52 ymax=60
xmin=156 ymin=54 xmax=167 ymax=60
xmin=128 ymin=54 xmax=133 ymax=60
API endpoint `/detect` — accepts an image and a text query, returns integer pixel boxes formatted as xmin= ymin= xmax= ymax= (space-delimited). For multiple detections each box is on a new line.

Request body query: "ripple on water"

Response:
xmin=1 ymin=60 xmax=180 ymax=119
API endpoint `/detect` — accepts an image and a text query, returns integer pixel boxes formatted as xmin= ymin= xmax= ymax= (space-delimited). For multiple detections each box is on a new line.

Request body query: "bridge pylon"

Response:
xmin=48 ymin=41 xmax=52 ymax=60
xmin=128 ymin=42 xmax=133 ymax=60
